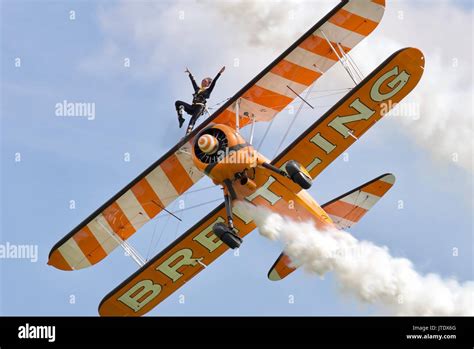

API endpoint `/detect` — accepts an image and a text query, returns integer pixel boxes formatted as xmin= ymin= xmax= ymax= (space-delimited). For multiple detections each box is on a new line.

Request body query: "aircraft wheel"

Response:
xmin=212 ymin=223 xmax=242 ymax=249
xmin=285 ymin=160 xmax=312 ymax=189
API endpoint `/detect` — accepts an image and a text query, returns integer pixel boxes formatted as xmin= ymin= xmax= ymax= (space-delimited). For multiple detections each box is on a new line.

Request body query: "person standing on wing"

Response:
xmin=175 ymin=66 xmax=225 ymax=135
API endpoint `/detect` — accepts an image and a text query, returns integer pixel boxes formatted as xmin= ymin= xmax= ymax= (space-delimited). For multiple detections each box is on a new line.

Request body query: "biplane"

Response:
xmin=48 ymin=0 xmax=425 ymax=316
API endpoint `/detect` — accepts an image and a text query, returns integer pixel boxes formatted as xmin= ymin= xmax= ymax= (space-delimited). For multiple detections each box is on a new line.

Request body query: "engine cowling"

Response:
xmin=192 ymin=124 xmax=258 ymax=185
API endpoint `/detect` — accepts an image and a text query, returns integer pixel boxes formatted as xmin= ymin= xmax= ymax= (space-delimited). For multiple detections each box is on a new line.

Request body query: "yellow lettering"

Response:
xmin=310 ymin=133 xmax=336 ymax=154
xmin=245 ymin=176 xmax=281 ymax=205
xmin=370 ymin=66 xmax=410 ymax=102
xmin=328 ymin=98 xmax=375 ymax=138
xmin=118 ymin=279 xmax=162 ymax=312
xmin=156 ymin=248 xmax=197 ymax=282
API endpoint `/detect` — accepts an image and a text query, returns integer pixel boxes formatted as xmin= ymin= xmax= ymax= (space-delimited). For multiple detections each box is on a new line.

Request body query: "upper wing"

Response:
xmin=48 ymin=140 xmax=203 ymax=270
xmin=192 ymin=0 xmax=386 ymax=130
xmin=98 ymin=203 xmax=255 ymax=316
xmin=271 ymin=47 xmax=425 ymax=191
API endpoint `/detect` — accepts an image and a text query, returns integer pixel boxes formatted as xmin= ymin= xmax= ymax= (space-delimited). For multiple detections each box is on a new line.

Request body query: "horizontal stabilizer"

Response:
xmin=322 ymin=173 xmax=395 ymax=230
xmin=267 ymin=173 xmax=395 ymax=281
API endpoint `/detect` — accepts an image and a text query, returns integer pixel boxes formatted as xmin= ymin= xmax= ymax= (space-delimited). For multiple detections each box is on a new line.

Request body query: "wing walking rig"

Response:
xmin=48 ymin=0 xmax=425 ymax=316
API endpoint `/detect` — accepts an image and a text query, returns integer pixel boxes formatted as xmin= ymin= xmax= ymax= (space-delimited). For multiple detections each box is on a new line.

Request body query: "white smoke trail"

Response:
xmin=236 ymin=202 xmax=474 ymax=315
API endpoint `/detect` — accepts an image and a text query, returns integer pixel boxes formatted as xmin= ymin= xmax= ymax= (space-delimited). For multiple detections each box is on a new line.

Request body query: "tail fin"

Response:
xmin=267 ymin=173 xmax=395 ymax=281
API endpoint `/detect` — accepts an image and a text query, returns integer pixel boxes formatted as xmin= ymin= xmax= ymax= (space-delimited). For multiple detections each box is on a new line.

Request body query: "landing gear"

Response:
xmin=212 ymin=222 xmax=242 ymax=249
xmin=285 ymin=160 xmax=312 ymax=189
xmin=212 ymin=179 xmax=242 ymax=249
xmin=262 ymin=160 xmax=312 ymax=190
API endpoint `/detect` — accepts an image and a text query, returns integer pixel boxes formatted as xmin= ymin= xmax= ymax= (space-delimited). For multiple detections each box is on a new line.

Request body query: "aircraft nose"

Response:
xmin=198 ymin=134 xmax=219 ymax=154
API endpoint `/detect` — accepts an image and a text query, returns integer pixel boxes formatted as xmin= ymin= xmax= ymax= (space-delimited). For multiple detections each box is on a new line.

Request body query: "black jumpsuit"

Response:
xmin=175 ymin=72 xmax=221 ymax=134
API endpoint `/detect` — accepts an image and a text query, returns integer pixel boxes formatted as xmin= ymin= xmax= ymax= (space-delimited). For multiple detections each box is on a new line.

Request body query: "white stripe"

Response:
xmin=328 ymin=214 xmax=355 ymax=230
xmin=343 ymin=0 xmax=385 ymax=23
xmin=146 ymin=166 xmax=179 ymax=206
xmin=58 ymin=238 xmax=91 ymax=270
xmin=314 ymin=22 xmax=365 ymax=49
xmin=175 ymin=145 xmax=204 ymax=183
xmin=339 ymin=190 xmax=380 ymax=210
xmin=380 ymin=174 xmax=395 ymax=185
xmin=256 ymin=72 xmax=309 ymax=99
xmin=268 ymin=268 xmax=282 ymax=281
xmin=285 ymin=46 xmax=336 ymax=75
xmin=115 ymin=190 xmax=150 ymax=231
xmin=87 ymin=214 xmax=120 ymax=254
xmin=235 ymin=98 xmax=280 ymax=122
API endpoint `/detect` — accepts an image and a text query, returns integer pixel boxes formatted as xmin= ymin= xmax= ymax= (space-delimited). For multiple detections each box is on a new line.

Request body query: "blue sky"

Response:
xmin=1 ymin=0 xmax=472 ymax=316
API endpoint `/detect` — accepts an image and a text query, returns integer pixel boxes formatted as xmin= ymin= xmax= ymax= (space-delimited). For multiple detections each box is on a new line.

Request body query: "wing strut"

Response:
xmin=96 ymin=220 xmax=146 ymax=267
xmin=320 ymin=30 xmax=361 ymax=85
xmin=235 ymin=98 xmax=241 ymax=131
xmin=249 ymin=114 xmax=256 ymax=145
xmin=336 ymin=42 xmax=364 ymax=82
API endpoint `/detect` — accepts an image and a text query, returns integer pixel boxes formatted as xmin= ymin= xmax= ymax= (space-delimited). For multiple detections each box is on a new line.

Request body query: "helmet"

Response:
xmin=201 ymin=77 xmax=213 ymax=88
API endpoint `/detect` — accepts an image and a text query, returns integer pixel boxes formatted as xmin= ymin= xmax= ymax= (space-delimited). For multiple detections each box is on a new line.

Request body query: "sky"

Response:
xmin=0 ymin=0 xmax=472 ymax=316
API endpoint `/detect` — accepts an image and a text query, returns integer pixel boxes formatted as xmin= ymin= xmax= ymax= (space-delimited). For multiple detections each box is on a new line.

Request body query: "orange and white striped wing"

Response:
xmin=268 ymin=173 xmax=395 ymax=281
xmin=48 ymin=141 xmax=204 ymax=271
xmin=210 ymin=0 xmax=385 ymax=128
xmin=323 ymin=173 xmax=395 ymax=229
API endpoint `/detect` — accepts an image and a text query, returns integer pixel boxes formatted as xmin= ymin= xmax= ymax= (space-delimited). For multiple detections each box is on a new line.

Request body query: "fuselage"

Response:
xmin=191 ymin=124 xmax=334 ymax=230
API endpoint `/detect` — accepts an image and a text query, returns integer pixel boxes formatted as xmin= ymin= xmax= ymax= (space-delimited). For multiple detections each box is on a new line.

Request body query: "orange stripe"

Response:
xmin=361 ymin=179 xmax=393 ymax=197
xmin=213 ymin=109 xmax=255 ymax=129
xmin=102 ymin=202 xmax=135 ymax=240
xmin=48 ymin=250 xmax=72 ymax=270
xmin=299 ymin=34 xmax=351 ymax=61
xmin=131 ymin=178 xmax=164 ymax=219
xmin=243 ymin=85 xmax=292 ymax=111
xmin=160 ymin=154 xmax=194 ymax=193
xmin=371 ymin=0 xmax=385 ymax=6
xmin=213 ymin=109 xmax=238 ymax=128
xmin=270 ymin=59 xmax=321 ymax=86
xmin=324 ymin=201 xmax=367 ymax=223
xmin=329 ymin=8 xmax=378 ymax=36
xmin=73 ymin=226 xmax=107 ymax=265
xmin=274 ymin=254 xmax=295 ymax=279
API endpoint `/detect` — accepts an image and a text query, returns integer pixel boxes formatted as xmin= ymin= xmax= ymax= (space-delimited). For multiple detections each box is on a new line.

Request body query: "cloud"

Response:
xmin=357 ymin=0 xmax=473 ymax=172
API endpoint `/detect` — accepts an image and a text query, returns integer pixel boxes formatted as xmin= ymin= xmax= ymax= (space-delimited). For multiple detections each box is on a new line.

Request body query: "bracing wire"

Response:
xmin=273 ymin=82 xmax=317 ymax=158
xmin=145 ymin=197 xmax=223 ymax=260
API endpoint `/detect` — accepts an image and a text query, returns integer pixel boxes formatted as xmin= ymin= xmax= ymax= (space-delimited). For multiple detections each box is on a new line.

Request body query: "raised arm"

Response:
xmin=207 ymin=66 xmax=225 ymax=94
xmin=185 ymin=67 xmax=199 ymax=92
